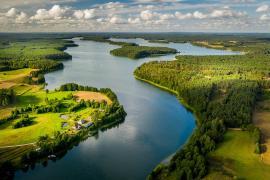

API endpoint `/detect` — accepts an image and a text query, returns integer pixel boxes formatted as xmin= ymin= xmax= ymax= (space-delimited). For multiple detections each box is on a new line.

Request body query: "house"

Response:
xmin=73 ymin=123 xmax=82 ymax=130
xmin=61 ymin=122 xmax=68 ymax=128
xmin=84 ymin=122 xmax=94 ymax=128
xmin=60 ymin=114 xmax=69 ymax=120
xmin=48 ymin=154 xmax=56 ymax=159
xmin=78 ymin=119 xmax=86 ymax=125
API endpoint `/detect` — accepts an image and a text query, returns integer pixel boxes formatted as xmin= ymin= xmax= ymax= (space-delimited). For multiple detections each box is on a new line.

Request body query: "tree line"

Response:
xmin=134 ymin=43 xmax=270 ymax=179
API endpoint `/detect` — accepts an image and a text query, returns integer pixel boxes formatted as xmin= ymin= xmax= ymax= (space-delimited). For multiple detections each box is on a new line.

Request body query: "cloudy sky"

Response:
xmin=0 ymin=0 xmax=269 ymax=32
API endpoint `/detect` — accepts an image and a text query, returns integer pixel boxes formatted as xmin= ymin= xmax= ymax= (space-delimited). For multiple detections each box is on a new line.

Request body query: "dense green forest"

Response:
xmin=0 ymin=39 xmax=77 ymax=72
xmin=110 ymin=46 xmax=177 ymax=59
xmin=134 ymin=38 xmax=270 ymax=179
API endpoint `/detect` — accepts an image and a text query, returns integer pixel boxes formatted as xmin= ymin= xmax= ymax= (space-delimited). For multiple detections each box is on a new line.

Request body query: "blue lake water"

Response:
xmin=15 ymin=38 xmax=240 ymax=180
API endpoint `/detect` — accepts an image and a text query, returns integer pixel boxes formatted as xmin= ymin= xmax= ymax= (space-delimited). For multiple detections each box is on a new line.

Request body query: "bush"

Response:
xmin=13 ymin=116 xmax=33 ymax=129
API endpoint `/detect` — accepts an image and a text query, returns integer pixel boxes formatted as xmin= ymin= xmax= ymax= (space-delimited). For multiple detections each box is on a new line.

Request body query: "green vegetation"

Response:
xmin=0 ymin=89 xmax=15 ymax=106
xmin=82 ymin=35 xmax=178 ymax=59
xmin=0 ymin=83 xmax=125 ymax=146
xmin=1 ymin=32 xmax=270 ymax=179
xmin=206 ymin=130 xmax=270 ymax=180
xmin=0 ymin=35 xmax=126 ymax=179
xmin=134 ymin=36 xmax=270 ymax=179
xmin=13 ymin=115 xmax=34 ymax=129
xmin=0 ymin=39 xmax=77 ymax=73
xmin=0 ymin=83 xmax=126 ymax=178
xmin=110 ymin=45 xmax=177 ymax=59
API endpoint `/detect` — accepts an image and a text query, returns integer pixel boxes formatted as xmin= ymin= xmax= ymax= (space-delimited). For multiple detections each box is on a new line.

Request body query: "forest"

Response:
xmin=0 ymin=39 xmax=77 ymax=72
xmin=110 ymin=45 xmax=177 ymax=59
xmin=134 ymin=37 xmax=270 ymax=179
xmin=82 ymin=35 xmax=178 ymax=59
xmin=1 ymin=33 xmax=270 ymax=179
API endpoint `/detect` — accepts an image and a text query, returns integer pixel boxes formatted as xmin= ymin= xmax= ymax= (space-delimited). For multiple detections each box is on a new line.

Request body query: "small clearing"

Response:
xmin=74 ymin=91 xmax=112 ymax=105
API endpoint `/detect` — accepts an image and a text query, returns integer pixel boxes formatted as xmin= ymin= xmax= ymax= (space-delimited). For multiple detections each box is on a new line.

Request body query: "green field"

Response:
xmin=0 ymin=113 xmax=63 ymax=146
xmin=0 ymin=88 xmax=109 ymax=146
xmin=207 ymin=130 xmax=270 ymax=179
xmin=0 ymin=40 xmax=73 ymax=61
xmin=0 ymin=68 xmax=34 ymax=82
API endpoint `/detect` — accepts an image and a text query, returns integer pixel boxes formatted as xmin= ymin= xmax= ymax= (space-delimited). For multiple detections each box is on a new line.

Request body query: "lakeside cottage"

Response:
xmin=85 ymin=122 xmax=94 ymax=128
xmin=73 ymin=123 xmax=82 ymax=130
xmin=61 ymin=122 xmax=68 ymax=128
xmin=78 ymin=119 xmax=86 ymax=125
xmin=60 ymin=114 xmax=69 ymax=120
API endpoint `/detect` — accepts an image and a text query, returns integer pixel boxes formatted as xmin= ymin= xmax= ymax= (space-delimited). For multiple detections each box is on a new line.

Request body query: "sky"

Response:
xmin=0 ymin=0 xmax=269 ymax=32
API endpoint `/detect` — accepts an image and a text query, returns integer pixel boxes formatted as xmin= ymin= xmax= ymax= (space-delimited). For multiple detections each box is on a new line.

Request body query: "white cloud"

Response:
xmin=73 ymin=9 xmax=96 ymax=20
xmin=256 ymin=5 xmax=269 ymax=13
xmin=193 ymin=11 xmax=207 ymax=19
xmin=31 ymin=5 xmax=70 ymax=20
xmin=16 ymin=12 xmax=28 ymax=23
xmin=6 ymin=8 xmax=19 ymax=17
xmin=210 ymin=9 xmax=246 ymax=18
xmin=260 ymin=14 xmax=270 ymax=21
xmin=109 ymin=16 xmax=126 ymax=24
xmin=159 ymin=13 xmax=174 ymax=20
xmin=73 ymin=10 xmax=84 ymax=19
xmin=128 ymin=17 xmax=141 ymax=24
xmin=98 ymin=2 xmax=126 ymax=9
xmin=84 ymin=9 xmax=96 ymax=19
xmin=0 ymin=0 xmax=77 ymax=9
xmin=227 ymin=0 xmax=255 ymax=3
xmin=140 ymin=10 xmax=155 ymax=20
xmin=0 ymin=0 xmax=268 ymax=32
xmin=175 ymin=12 xmax=192 ymax=20
xmin=4 ymin=8 xmax=29 ymax=24
xmin=134 ymin=0 xmax=179 ymax=3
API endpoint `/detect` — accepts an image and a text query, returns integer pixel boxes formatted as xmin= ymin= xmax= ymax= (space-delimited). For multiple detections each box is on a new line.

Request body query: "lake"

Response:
xmin=15 ymin=38 xmax=240 ymax=180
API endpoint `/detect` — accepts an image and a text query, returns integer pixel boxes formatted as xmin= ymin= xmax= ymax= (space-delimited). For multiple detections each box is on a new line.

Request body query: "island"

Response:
xmin=110 ymin=45 xmax=178 ymax=59
xmin=82 ymin=35 xmax=178 ymax=59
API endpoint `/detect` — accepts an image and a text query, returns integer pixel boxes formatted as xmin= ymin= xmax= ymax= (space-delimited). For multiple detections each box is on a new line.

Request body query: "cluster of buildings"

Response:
xmin=60 ymin=114 xmax=94 ymax=130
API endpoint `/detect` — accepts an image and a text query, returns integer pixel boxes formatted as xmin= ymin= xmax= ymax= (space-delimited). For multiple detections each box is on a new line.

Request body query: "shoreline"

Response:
xmin=134 ymin=74 xmax=199 ymax=165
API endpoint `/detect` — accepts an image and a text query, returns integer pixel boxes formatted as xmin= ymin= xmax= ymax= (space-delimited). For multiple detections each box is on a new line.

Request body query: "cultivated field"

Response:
xmin=74 ymin=91 xmax=112 ymax=105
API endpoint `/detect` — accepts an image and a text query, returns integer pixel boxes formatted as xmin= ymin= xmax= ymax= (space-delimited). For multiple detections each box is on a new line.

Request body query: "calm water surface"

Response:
xmin=15 ymin=38 xmax=239 ymax=180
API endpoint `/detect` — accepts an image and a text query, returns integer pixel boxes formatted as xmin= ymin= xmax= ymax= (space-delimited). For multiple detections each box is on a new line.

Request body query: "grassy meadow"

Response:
xmin=207 ymin=130 xmax=270 ymax=179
